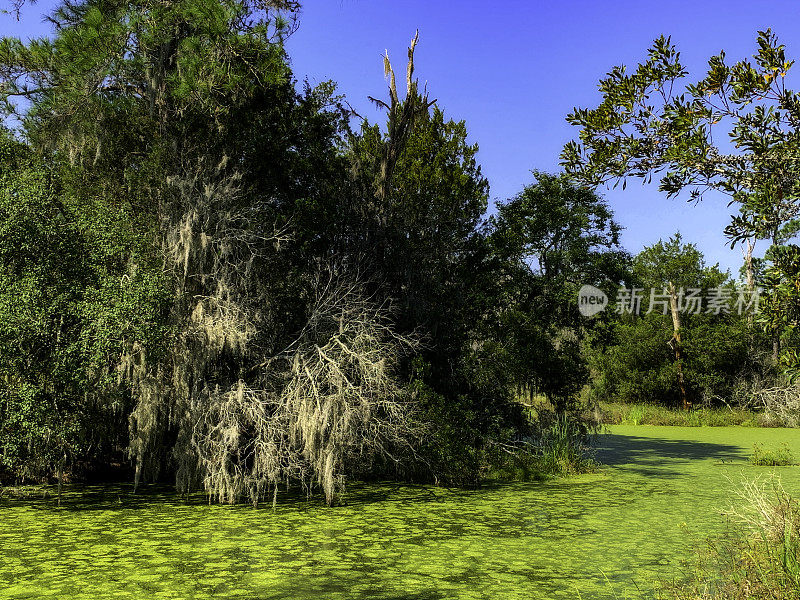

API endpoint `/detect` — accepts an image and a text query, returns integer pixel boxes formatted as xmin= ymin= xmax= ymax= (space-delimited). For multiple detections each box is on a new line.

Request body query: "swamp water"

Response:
xmin=3 ymin=425 xmax=800 ymax=600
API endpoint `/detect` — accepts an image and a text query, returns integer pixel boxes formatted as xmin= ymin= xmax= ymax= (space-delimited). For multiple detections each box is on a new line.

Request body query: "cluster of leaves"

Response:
xmin=0 ymin=130 xmax=171 ymax=481
xmin=591 ymin=314 xmax=767 ymax=407
xmin=563 ymin=29 xmax=800 ymax=377
xmin=486 ymin=172 xmax=630 ymax=410
xmin=0 ymin=0 xmax=696 ymax=496
xmin=759 ymin=244 xmax=800 ymax=375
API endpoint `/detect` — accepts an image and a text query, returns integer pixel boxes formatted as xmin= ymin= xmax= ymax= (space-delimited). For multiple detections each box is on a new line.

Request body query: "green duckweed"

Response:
xmin=2 ymin=426 xmax=800 ymax=600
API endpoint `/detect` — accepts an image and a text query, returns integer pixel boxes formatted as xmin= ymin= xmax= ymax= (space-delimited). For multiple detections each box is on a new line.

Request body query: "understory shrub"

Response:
xmin=756 ymin=382 xmax=800 ymax=428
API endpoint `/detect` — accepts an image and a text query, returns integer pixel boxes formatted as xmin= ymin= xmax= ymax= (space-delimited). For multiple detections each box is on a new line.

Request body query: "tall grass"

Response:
xmin=535 ymin=413 xmax=598 ymax=475
xmin=598 ymin=402 xmax=763 ymax=427
xmin=664 ymin=476 xmax=800 ymax=599
xmin=486 ymin=411 xmax=598 ymax=481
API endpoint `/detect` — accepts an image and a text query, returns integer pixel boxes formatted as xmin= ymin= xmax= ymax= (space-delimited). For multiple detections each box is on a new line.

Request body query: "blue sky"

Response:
xmin=6 ymin=0 xmax=800 ymax=273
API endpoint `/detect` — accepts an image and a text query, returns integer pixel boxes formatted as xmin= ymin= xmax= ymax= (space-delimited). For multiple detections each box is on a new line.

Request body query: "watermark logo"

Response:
xmin=578 ymin=284 xmax=762 ymax=316
xmin=577 ymin=284 xmax=609 ymax=317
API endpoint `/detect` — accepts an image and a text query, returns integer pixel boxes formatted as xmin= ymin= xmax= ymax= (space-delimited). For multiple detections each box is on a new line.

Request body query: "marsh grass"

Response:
xmin=750 ymin=443 xmax=797 ymax=466
xmin=663 ymin=476 xmax=800 ymax=600
xmin=485 ymin=411 xmax=598 ymax=482
xmin=535 ymin=413 xmax=599 ymax=475
xmin=599 ymin=402 xmax=763 ymax=427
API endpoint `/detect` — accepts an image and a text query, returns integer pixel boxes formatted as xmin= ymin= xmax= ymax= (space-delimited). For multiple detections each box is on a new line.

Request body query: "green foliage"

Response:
xmin=0 ymin=0 xmax=639 ymax=495
xmin=750 ymin=443 xmax=797 ymax=466
xmin=563 ymin=29 xmax=800 ymax=376
xmin=0 ymin=0 xmax=375 ymax=501
xmin=759 ymin=244 xmax=800 ymax=378
xmin=489 ymin=172 xmax=630 ymax=409
xmin=338 ymin=100 xmax=518 ymax=485
xmin=405 ymin=366 xmax=486 ymax=486
xmin=588 ymin=235 xmax=774 ymax=407
xmin=345 ymin=105 xmax=489 ymax=338
xmin=532 ymin=412 xmax=598 ymax=476
xmin=492 ymin=171 xmax=627 ymax=286
xmin=590 ymin=313 xmax=765 ymax=406
xmin=451 ymin=407 xmax=598 ymax=482
xmin=633 ymin=233 xmax=727 ymax=291
xmin=0 ymin=0 xmax=551 ymax=495
xmin=0 ymin=131 xmax=171 ymax=482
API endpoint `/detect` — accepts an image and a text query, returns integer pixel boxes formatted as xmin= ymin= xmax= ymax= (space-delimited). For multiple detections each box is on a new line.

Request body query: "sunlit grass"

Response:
xmin=598 ymin=402 xmax=762 ymax=427
xmin=750 ymin=443 xmax=797 ymax=466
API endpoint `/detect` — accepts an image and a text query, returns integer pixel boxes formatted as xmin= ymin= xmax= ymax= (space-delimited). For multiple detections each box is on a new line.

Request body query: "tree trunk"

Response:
xmin=771 ymin=232 xmax=780 ymax=362
xmin=668 ymin=281 xmax=690 ymax=410
xmin=56 ymin=453 xmax=65 ymax=507
xmin=743 ymin=240 xmax=755 ymax=327
xmin=133 ymin=455 xmax=142 ymax=493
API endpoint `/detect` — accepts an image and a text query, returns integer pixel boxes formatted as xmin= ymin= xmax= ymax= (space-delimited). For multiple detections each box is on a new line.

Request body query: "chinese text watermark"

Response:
xmin=578 ymin=285 xmax=761 ymax=317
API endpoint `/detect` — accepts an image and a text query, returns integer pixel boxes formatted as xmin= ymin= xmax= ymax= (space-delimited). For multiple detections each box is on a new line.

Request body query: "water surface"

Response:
xmin=2 ymin=426 xmax=800 ymax=599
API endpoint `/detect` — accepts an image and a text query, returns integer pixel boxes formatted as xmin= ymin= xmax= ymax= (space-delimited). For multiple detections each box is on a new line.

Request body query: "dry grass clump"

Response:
xmin=665 ymin=475 xmax=800 ymax=600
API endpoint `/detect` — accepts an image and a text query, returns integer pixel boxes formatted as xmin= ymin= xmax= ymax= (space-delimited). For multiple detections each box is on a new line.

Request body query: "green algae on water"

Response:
xmin=2 ymin=426 xmax=800 ymax=600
